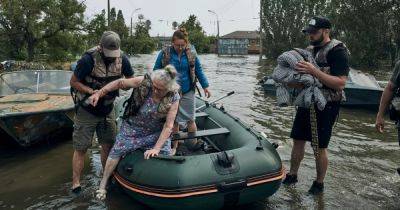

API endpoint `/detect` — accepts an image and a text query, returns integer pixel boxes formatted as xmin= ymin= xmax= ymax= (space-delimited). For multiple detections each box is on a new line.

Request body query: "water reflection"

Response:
xmin=0 ymin=54 xmax=399 ymax=209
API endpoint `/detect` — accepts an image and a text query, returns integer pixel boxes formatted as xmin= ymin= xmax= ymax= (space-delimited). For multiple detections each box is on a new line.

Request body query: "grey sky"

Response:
xmin=84 ymin=0 xmax=260 ymax=37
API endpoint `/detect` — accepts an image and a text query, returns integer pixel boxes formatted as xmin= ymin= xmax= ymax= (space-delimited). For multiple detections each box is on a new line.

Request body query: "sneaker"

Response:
xmin=282 ymin=174 xmax=298 ymax=185
xmin=308 ymin=181 xmax=324 ymax=195
xmin=71 ymin=186 xmax=82 ymax=194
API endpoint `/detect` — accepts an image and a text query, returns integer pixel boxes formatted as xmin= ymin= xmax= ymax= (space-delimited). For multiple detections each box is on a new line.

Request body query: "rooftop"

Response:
xmin=220 ymin=31 xmax=260 ymax=39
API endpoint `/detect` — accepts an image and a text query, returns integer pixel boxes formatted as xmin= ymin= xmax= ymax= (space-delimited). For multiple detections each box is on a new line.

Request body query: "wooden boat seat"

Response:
xmin=173 ymin=128 xmax=230 ymax=141
xmin=0 ymin=93 xmax=49 ymax=103
xmin=195 ymin=112 xmax=209 ymax=118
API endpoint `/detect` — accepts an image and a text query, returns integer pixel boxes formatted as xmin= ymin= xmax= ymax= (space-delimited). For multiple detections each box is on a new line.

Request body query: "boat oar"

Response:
xmin=196 ymin=91 xmax=235 ymax=111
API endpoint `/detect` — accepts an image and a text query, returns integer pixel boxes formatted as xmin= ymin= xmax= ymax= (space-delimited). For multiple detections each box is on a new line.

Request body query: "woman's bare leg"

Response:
xmin=171 ymin=122 xmax=180 ymax=155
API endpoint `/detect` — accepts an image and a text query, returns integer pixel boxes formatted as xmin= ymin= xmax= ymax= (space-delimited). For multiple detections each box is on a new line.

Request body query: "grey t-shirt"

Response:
xmin=390 ymin=61 xmax=400 ymax=87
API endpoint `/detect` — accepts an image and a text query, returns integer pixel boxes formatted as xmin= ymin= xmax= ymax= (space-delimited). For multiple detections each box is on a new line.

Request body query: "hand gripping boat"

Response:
xmin=112 ymin=92 xmax=284 ymax=210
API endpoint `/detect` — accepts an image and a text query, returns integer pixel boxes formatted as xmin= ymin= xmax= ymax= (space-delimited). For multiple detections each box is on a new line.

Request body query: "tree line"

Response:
xmin=0 ymin=0 xmax=214 ymax=62
xmin=261 ymin=0 xmax=400 ymax=68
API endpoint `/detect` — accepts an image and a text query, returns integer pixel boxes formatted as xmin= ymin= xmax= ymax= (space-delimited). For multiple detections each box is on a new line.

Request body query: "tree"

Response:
xmin=180 ymin=15 xmax=211 ymax=53
xmin=138 ymin=14 xmax=144 ymax=22
xmin=86 ymin=9 xmax=108 ymax=47
xmin=261 ymin=0 xmax=329 ymax=59
xmin=172 ymin=21 xmax=178 ymax=30
xmin=145 ymin=20 xmax=152 ymax=31
xmin=331 ymin=0 xmax=396 ymax=67
xmin=124 ymin=15 xmax=156 ymax=55
xmin=0 ymin=0 xmax=86 ymax=61
xmin=260 ymin=0 xmax=400 ymax=68
xmin=110 ymin=9 xmax=129 ymax=39
xmin=109 ymin=7 xmax=116 ymax=24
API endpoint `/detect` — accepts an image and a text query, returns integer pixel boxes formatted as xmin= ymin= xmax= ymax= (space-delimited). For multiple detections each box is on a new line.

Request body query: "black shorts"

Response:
xmin=290 ymin=102 xmax=340 ymax=148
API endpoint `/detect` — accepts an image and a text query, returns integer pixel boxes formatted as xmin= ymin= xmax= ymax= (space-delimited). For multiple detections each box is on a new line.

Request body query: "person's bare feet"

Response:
xmin=96 ymin=189 xmax=107 ymax=200
xmin=171 ymin=148 xmax=177 ymax=156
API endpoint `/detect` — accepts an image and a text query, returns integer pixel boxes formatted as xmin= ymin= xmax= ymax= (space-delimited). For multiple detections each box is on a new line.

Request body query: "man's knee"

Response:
xmin=318 ymin=148 xmax=328 ymax=156
xmin=293 ymin=139 xmax=306 ymax=148
xmin=74 ymin=149 xmax=87 ymax=157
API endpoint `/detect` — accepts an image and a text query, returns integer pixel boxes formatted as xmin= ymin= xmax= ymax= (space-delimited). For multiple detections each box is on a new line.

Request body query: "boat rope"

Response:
xmin=310 ymin=103 xmax=320 ymax=159
xmin=397 ymin=120 xmax=400 ymax=146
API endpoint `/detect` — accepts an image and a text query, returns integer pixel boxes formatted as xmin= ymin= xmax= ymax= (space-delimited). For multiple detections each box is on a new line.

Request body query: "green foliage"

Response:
xmin=86 ymin=9 xmax=108 ymax=47
xmin=123 ymin=15 xmax=156 ymax=55
xmin=0 ymin=3 xmax=157 ymax=61
xmin=179 ymin=15 xmax=213 ymax=53
xmin=0 ymin=0 xmax=86 ymax=61
xmin=260 ymin=0 xmax=400 ymax=68
xmin=109 ymin=9 xmax=129 ymax=39
xmin=172 ymin=21 xmax=178 ymax=30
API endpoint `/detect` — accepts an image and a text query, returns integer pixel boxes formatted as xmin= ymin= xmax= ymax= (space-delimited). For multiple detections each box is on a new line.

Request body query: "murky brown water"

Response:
xmin=1 ymin=54 xmax=399 ymax=209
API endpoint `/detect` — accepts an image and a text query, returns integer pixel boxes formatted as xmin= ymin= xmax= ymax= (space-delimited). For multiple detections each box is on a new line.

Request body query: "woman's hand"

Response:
xmin=204 ymin=88 xmax=211 ymax=98
xmin=144 ymin=148 xmax=160 ymax=159
xmin=88 ymin=91 xmax=101 ymax=107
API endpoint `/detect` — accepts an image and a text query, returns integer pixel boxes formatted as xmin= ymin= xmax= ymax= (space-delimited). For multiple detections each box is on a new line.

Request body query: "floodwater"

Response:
xmin=1 ymin=54 xmax=399 ymax=209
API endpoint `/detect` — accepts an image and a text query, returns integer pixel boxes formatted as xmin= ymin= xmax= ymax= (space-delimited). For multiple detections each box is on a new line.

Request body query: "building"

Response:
xmin=218 ymin=31 xmax=260 ymax=55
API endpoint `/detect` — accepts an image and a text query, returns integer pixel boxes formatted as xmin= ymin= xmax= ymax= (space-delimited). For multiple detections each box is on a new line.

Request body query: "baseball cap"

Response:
xmin=100 ymin=31 xmax=121 ymax=57
xmin=302 ymin=16 xmax=332 ymax=34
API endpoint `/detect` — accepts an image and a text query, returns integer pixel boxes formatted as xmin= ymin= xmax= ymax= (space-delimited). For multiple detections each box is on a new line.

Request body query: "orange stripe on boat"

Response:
xmin=114 ymin=172 xmax=218 ymax=198
xmin=113 ymin=167 xmax=285 ymax=198
xmin=247 ymin=168 xmax=285 ymax=187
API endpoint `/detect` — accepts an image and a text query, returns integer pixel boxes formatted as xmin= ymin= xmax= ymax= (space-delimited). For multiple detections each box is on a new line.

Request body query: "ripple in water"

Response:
xmin=0 ymin=53 xmax=399 ymax=209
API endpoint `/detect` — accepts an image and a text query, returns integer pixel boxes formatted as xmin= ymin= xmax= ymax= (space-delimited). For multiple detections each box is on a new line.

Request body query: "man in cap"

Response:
xmin=283 ymin=16 xmax=350 ymax=195
xmin=69 ymin=31 xmax=133 ymax=193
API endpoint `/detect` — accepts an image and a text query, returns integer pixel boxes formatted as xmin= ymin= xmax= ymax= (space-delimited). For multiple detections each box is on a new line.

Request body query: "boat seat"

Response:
xmin=195 ymin=112 xmax=209 ymax=118
xmin=173 ymin=128 xmax=230 ymax=141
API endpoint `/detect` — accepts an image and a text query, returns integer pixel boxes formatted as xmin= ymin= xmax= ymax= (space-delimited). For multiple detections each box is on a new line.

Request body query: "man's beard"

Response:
xmin=310 ymin=34 xmax=325 ymax=46
xmin=100 ymin=52 xmax=116 ymax=63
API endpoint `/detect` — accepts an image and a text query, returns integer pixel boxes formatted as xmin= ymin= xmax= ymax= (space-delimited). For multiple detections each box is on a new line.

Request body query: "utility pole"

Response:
xmin=208 ymin=10 xmax=220 ymax=56
xmin=130 ymin=8 xmax=141 ymax=37
xmin=217 ymin=19 xmax=220 ymax=56
xmin=107 ymin=0 xmax=110 ymax=28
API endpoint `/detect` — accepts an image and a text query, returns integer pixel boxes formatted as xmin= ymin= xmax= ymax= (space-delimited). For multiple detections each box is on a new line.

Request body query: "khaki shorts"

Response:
xmin=72 ymin=107 xmax=117 ymax=151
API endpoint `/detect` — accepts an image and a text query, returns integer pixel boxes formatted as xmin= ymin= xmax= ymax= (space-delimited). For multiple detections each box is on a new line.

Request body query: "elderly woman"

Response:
xmin=90 ymin=65 xmax=180 ymax=200
xmin=154 ymin=28 xmax=211 ymax=154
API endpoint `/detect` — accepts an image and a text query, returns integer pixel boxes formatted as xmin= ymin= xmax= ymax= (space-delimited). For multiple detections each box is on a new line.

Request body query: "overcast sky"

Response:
xmin=83 ymin=0 xmax=260 ymax=37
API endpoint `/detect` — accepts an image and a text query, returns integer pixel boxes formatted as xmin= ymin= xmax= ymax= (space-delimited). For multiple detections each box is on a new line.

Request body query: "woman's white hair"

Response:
xmin=150 ymin=65 xmax=180 ymax=92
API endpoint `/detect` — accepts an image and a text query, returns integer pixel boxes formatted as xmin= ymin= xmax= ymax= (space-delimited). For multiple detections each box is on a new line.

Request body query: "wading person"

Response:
xmin=375 ymin=60 xmax=400 ymax=175
xmin=91 ymin=65 xmax=181 ymax=200
xmin=153 ymin=28 xmax=211 ymax=155
xmin=283 ymin=16 xmax=350 ymax=195
xmin=70 ymin=31 xmax=133 ymax=193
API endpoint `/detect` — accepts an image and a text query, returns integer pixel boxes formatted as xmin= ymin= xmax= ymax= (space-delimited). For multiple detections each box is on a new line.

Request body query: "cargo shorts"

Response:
xmin=72 ymin=107 xmax=117 ymax=151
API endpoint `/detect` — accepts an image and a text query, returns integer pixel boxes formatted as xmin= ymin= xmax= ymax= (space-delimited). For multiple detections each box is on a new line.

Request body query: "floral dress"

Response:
xmin=108 ymin=92 xmax=180 ymax=159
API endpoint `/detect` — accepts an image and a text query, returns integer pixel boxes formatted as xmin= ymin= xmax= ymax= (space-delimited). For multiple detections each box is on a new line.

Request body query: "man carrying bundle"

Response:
xmin=282 ymin=16 xmax=350 ymax=195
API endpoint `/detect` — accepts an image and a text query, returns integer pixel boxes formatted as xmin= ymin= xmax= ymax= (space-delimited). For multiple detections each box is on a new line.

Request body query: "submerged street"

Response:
xmin=0 ymin=54 xmax=399 ymax=209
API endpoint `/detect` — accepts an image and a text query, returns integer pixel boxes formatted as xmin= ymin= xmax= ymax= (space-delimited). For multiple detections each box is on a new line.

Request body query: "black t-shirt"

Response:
xmin=313 ymin=45 xmax=350 ymax=77
xmin=74 ymin=53 xmax=134 ymax=80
